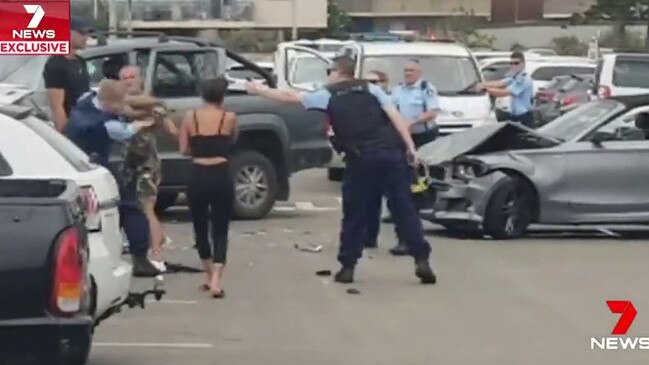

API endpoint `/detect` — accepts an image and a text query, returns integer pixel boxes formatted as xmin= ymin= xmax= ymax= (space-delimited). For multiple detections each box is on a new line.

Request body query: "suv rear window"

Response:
xmin=22 ymin=118 xmax=94 ymax=172
xmin=613 ymin=58 xmax=649 ymax=88
xmin=532 ymin=66 xmax=595 ymax=81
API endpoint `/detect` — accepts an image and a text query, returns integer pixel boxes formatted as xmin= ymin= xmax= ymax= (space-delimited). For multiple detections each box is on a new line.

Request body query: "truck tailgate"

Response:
xmin=0 ymin=179 xmax=83 ymax=320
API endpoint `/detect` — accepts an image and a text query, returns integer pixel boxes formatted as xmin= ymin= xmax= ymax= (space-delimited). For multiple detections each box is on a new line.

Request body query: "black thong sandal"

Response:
xmin=211 ymin=290 xmax=226 ymax=299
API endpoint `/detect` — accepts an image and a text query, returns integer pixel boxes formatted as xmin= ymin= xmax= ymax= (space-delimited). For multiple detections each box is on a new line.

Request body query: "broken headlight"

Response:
xmin=452 ymin=160 xmax=488 ymax=182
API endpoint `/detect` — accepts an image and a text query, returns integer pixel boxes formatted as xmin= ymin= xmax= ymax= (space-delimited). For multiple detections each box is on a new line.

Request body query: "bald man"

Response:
xmin=65 ymin=79 xmax=161 ymax=277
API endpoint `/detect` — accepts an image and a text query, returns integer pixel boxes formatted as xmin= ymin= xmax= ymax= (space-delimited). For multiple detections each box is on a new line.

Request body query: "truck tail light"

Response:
xmin=80 ymin=186 xmax=101 ymax=232
xmin=561 ymin=94 xmax=578 ymax=106
xmin=598 ymin=85 xmax=612 ymax=99
xmin=51 ymin=227 xmax=86 ymax=316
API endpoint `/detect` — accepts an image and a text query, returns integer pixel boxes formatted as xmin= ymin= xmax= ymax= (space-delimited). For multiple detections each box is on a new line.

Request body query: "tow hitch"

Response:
xmin=94 ymin=276 xmax=166 ymax=327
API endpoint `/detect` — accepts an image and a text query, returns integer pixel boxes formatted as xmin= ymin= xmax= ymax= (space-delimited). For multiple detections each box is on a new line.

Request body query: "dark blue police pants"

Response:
xmin=339 ymin=147 xmax=431 ymax=267
xmin=118 ymin=182 xmax=150 ymax=259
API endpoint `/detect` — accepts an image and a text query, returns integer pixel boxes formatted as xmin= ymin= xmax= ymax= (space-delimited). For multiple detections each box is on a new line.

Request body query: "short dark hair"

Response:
xmin=331 ymin=56 xmax=355 ymax=78
xmin=201 ymin=77 xmax=228 ymax=104
xmin=510 ymin=51 xmax=525 ymax=62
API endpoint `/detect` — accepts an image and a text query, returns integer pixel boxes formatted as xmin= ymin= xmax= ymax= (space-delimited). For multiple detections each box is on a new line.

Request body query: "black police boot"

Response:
xmin=334 ymin=266 xmax=355 ymax=284
xmin=389 ymin=242 xmax=409 ymax=256
xmin=414 ymin=259 xmax=437 ymax=285
xmin=133 ymin=257 xmax=161 ymax=277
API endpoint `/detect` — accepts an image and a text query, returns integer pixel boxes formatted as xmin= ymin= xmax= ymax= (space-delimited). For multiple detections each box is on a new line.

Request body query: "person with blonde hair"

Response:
xmin=64 ymin=78 xmax=161 ymax=277
xmin=119 ymin=65 xmax=178 ymax=271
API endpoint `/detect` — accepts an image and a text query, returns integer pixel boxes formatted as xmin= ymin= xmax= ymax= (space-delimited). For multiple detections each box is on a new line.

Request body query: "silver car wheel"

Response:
xmin=235 ymin=165 xmax=269 ymax=209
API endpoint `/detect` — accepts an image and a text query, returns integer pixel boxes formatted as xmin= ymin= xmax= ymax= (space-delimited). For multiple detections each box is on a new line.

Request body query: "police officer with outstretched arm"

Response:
xmin=477 ymin=51 xmax=534 ymax=127
xmin=246 ymin=57 xmax=436 ymax=284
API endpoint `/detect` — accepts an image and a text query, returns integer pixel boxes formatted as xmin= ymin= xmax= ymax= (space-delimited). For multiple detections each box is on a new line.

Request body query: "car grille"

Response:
xmin=429 ymin=166 xmax=446 ymax=180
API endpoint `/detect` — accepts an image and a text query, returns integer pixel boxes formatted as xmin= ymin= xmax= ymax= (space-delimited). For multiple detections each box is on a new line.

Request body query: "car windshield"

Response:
xmin=0 ymin=56 xmax=49 ymax=90
xmin=537 ymin=100 xmax=625 ymax=141
xmin=363 ymin=55 xmax=481 ymax=95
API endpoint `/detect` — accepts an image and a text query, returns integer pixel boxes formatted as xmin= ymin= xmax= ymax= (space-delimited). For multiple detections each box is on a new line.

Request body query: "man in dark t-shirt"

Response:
xmin=43 ymin=17 xmax=91 ymax=132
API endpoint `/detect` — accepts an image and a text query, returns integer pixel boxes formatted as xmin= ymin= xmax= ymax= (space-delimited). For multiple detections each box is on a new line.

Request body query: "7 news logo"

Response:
xmin=0 ymin=0 xmax=70 ymax=55
xmin=590 ymin=300 xmax=649 ymax=350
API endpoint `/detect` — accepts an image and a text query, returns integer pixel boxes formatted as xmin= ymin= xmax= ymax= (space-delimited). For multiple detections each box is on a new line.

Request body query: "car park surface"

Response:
xmin=86 ymin=168 xmax=649 ymax=365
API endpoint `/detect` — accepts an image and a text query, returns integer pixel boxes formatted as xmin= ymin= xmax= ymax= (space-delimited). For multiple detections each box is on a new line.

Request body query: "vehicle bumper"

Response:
xmin=0 ymin=316 xmax=92 ymax=359
xmin=417 ymin=171 xmax=508 ymax=226
xmin=290 ymin=144 xmax=332 ymax=172
xmin=88 ymin=232 xmax=132 ymax=320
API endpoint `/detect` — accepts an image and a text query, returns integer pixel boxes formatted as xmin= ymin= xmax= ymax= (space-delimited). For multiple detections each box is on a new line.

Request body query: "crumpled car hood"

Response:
xmin=416 ymin=122 xmax=559 ymax=165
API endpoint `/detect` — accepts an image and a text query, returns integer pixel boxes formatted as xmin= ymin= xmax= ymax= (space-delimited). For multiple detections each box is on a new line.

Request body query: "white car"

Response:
xmin=594 ymin=53 xmax=649 ymax=98
xmin=226 ymin=61 xmax=274 ymax=92
xmin=276 ymin=37 xmax=498 ymax=180
xmin=480 ymin=56 xmax=596 ymax=116
xmin=0 ymin=99 xmax=132 ymax=323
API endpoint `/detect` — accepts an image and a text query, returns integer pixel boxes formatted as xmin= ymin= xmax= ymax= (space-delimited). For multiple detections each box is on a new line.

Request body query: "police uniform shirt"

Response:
xmin=503 ymin=72 xmax=533 ymax=117
xmin=391 ymin=80 xmax=440 ymax=135
xmin=300 ymin=83 xmax=393 ymax=111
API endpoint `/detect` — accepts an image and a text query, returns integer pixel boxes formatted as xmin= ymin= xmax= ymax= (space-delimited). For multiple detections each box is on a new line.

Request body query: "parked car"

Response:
xmin=0 ymin=175 xmax=92 ymax=365
xmin=278 ymin=36 xmax=498 ymax=180
xmin=415 ymin=94 xmax=649 ymax=239
xmin=535 ymin=74 xmax=594 ymax=125
xmin=594 ymin=53 xmax=649 ymax=98
xmin=480 ymin=57 xmax=596 ymax=119
xmin=2 ymin=34 xmax=332 ymax=219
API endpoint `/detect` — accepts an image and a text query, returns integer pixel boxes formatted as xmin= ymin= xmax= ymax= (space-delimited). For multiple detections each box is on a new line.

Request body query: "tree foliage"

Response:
xmin=327 ymin=0 xmax=351 ymax=35
xmin=551 ymin=36 xmax=588 ymax=56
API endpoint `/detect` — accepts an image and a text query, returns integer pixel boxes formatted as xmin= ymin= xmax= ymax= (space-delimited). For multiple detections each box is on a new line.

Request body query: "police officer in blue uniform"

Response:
xmin=65 ymin=79 xmax=160 ymax=277
xmin=391 ymin=59 xmax=441 ymax=147
xmin=385 ymin=59 xmax=441 ymax=256
xmin=477 ymin=51 xmax=534 ymax=127
xmin=246 ymin=57 xmax=437 ymax=284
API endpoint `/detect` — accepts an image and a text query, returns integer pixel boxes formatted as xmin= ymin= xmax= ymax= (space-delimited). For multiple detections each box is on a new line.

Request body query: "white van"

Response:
xmin=276 ymin=38 xmax=496 ymax=180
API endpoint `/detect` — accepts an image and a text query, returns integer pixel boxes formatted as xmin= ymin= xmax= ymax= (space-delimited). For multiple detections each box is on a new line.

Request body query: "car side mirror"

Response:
xmin=590 ymin=131 xmax=611 ymax=146
xmin=635 ymin=112 xmax=649 ymax=130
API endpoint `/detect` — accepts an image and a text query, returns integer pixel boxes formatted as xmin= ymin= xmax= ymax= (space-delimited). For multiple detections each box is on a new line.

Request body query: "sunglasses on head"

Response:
xmin=326 ymin=68 xmax=333 ymax=76
xmin=509 ymin=61 xmax=521 ymax=65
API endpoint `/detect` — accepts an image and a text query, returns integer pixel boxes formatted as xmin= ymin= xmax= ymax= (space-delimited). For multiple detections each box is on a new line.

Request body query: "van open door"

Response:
xmin=276 ymin=45 xmax=333 ymax=92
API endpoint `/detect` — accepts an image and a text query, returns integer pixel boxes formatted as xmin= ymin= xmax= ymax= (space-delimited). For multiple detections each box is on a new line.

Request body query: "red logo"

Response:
xmin=0 ymin=0 xmax=70 ymax=55
xmin=607 ymin=300 xmax=637 ymax=335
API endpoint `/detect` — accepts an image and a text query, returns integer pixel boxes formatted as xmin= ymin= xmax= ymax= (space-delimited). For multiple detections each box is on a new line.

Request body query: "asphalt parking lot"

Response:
xmin=90 ymin=168 xmax=649 ymax=365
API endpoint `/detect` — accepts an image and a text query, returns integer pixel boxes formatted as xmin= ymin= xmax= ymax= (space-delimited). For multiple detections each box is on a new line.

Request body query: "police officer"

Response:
xmin=246 ymin=57 xmax=436 ymax=284
xmin=391 ymin=59 xmax=441 ymax=147
xmin=387 ymin=59 xmax=441 ymax=256
xmin=65 ymin=79 xmax=160 ymax=277
xmin=477 ymin=51 xmax=534 ymax=127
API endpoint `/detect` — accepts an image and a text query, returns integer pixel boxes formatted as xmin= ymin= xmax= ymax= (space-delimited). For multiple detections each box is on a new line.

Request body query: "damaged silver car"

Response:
xmin=416 ymin=95 xmax=649 ymax=239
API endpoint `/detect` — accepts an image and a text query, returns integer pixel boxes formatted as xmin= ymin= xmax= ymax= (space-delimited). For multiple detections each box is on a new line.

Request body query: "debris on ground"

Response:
xmin=315 ymin=270 xmax=332 ymax=277
xmin=295 ymin=244 xmax=323 ymax=253
xmin=346 ymin=288 xmax=361 ymax=295
xmin=283 ymin=228 xmax=294 ymax=233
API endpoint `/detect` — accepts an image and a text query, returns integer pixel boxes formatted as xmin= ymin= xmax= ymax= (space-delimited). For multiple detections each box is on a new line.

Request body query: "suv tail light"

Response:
xmin=598 ymin=85 xmax=612 ymax=99
xmin=561 ymin=94 xmax=578 ymax=106
xmin=80 ymin=186 xmax=100 ymax=232
xmin=50 ymin=227 xmax=86 ymax=316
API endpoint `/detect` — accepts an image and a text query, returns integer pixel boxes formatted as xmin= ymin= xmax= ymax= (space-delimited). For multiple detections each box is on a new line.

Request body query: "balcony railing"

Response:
xmin=116 ymin=0 xmax=255 ymax=22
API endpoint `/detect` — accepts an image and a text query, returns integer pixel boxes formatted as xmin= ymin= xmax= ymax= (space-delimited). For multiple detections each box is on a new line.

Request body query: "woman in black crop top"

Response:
xmin=179 ymin=77 xmax=235 ymax=299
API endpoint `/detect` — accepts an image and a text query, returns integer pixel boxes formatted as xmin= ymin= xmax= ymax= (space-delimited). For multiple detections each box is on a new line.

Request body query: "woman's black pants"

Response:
xmin=187 ymin=163 xmax=234 ymax=264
